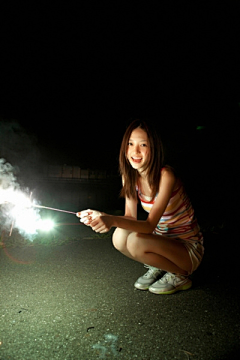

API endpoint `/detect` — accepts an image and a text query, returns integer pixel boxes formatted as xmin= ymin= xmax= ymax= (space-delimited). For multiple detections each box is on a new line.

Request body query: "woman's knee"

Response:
xmin=112 ymin=228 xmax=130 ymax=252
xmin=127 ymin=232 xmax=143 ymax=257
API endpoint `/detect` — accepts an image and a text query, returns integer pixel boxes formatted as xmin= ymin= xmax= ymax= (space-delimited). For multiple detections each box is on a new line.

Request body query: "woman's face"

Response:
xmin=126 ymin=127 xmax=150 ymax=172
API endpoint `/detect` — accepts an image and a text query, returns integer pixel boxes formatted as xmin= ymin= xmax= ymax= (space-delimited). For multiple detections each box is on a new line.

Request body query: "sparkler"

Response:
xmin=2 ymin=197 xmax=77 ymax=236
xmin=8 ymin=202 xmax=77 ymax=235
xmin=31 ymin=204 xmax=76 ymax=215
xmin=1 ymin=195 xmax=77 ymax=236
xmin=0 ymin=158 xmax=78 ymax=238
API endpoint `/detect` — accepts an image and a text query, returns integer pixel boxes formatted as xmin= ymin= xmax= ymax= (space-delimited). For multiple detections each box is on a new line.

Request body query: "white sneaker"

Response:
xmin=134 ymin=265 xmax=165 ymax=290
xmin=149 ymin=272 xmax=192 ymax=295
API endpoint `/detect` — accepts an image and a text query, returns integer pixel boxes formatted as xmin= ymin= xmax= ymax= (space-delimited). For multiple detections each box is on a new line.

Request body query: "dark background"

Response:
xmin=0 ymin=2 xmax=239 ymax=229
xmin=1 ymin=6 xmax=240 ymax=358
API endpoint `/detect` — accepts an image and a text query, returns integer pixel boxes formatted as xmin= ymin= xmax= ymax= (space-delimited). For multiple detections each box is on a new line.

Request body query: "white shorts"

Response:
xmin=178 ymin=236 xmax=204 ymax=275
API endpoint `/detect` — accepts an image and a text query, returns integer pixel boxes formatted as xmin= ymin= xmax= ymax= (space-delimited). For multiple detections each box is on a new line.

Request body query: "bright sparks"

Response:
xmin=38 ymin=219 xmax=55 ymax=231
xmin=3 ymin=193 xmax=55 ymax=234
xmin=0 ymin=159 xmax=55 ymax=237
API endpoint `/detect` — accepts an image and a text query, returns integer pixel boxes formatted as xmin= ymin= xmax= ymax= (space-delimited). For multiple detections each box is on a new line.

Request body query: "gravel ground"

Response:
xmin=0 ymin=226 xmax=239 ymax=360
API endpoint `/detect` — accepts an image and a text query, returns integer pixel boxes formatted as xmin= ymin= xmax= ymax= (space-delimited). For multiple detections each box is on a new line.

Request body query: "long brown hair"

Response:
xmin=119 ymin=119 xmax=164 ymax=199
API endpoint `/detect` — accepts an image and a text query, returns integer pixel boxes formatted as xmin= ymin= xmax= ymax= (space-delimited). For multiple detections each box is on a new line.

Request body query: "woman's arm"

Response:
xmin=90 ymin=168 xmax=177 ymax=234
xmin=77 ymin=192 xmax=138 ymax=224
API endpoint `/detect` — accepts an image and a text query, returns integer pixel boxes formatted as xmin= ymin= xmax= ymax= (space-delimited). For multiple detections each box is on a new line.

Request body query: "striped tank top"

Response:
xmin=137 ymin=179 xmax=202 ymax=242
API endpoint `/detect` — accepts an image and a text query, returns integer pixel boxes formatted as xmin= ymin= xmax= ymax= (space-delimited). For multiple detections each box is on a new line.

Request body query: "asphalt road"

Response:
xmin=0 ymin=225 xmax=239 ymax=360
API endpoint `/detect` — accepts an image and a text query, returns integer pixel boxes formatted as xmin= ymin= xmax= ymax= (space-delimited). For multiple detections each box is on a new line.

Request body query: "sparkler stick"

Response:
xmin=32 ymin=204 xmax=76 ymax=215
xmin=9 ymin=220 xmax=14 ymax=236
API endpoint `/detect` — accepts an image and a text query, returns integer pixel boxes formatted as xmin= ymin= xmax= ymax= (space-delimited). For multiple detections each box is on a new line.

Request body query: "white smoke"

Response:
xmin=0 ymin=158 xmax=18 ymax=189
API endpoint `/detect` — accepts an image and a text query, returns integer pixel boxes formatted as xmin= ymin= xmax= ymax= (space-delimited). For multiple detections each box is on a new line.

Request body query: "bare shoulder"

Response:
xmin=161 ymin=166 xmax=176 ymax=180
xmin=160 ymin=166 xmax=177 ymax=189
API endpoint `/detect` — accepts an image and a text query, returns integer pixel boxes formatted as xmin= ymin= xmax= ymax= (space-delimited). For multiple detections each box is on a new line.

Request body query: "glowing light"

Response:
xmin=38 ymin=219 xmax=54 ymax=231
xmin=1 ymin=158 xmax=73 ymax=237
xmin=9 ymin=203 xmax=41 ymax=234
xmin=0 ymin=188 xmax=31 ymax=208
xmin=0 ymin=186 xmax=54 ymax=235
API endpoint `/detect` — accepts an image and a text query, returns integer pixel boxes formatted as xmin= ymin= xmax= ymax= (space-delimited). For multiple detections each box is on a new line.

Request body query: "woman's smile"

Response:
xmin=131 ymin=156 xmax=143 ymax=163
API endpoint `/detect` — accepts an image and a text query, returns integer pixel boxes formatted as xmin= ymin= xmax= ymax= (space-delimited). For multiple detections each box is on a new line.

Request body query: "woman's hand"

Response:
xmin=76 ymin=209 xmax=104 ymax=226
xmin=76 ymin=209 xmax=113 ymax=233
xmin=90 ymin=215 xmax=114 ymax=233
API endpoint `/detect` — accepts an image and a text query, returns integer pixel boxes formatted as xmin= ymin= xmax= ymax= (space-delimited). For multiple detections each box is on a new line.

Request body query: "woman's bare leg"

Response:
xmin=126 ymin=232 xmax=192 ymax=275
xmin=112 ymin=228 xmax=134 ymax=259
xmin=112 ymin=228 xmax=192 ymax=275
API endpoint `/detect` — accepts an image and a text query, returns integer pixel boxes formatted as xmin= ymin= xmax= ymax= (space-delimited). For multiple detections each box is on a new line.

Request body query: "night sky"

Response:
xmin=0 ymin=3 xmax=239 ymax=171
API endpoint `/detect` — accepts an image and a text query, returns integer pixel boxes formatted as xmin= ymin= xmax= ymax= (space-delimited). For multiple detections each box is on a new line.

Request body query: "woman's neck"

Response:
xmin=139 ymin=176 xmax=152 ymax=197
xmin=138 ymin=168 xmax=148 ymax=179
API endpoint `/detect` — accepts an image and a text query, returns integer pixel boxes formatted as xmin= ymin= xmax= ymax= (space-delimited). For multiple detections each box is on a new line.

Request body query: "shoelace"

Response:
xmin=161 ymin=273 xmax=175 ymax=284
xmin=143 ymin=266 xmax=161 ymax=278
xmin=162 ymin=273 xmax=186 ymax=285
